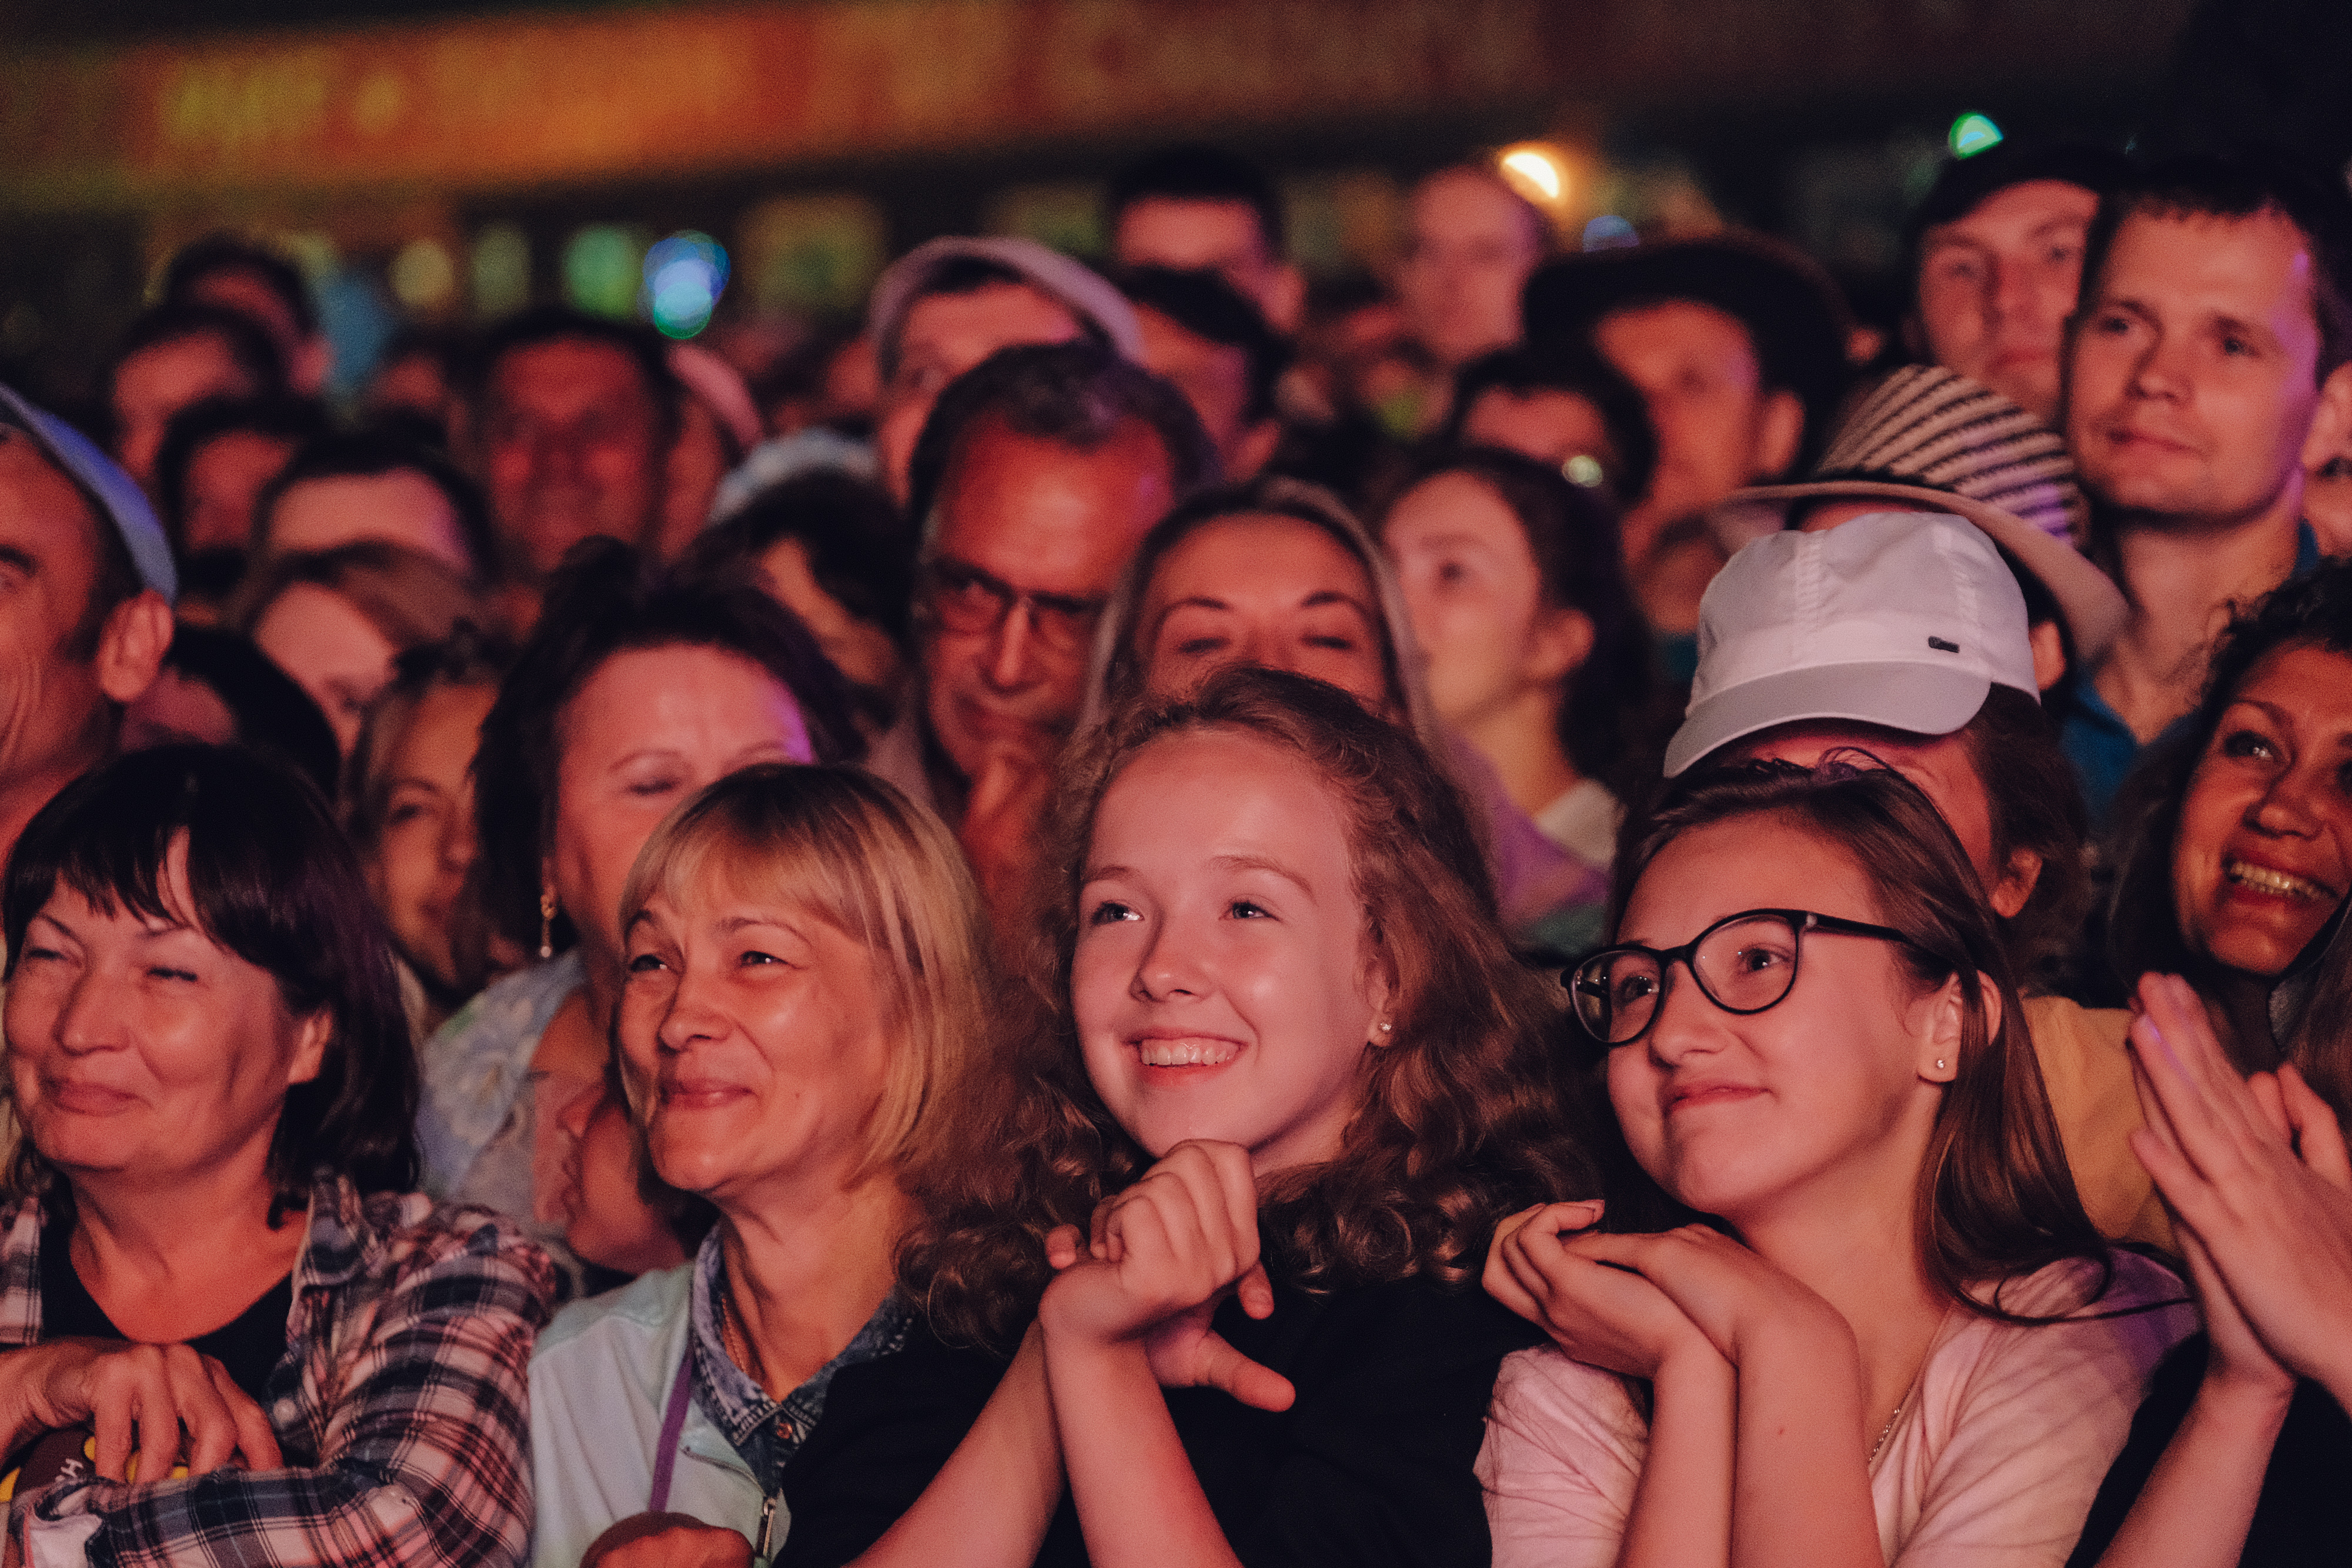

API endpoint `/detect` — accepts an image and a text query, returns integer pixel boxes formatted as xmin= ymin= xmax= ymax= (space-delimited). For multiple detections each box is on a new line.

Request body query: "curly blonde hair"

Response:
xmin=900 ymin=666 xmax=1602 ymax=1352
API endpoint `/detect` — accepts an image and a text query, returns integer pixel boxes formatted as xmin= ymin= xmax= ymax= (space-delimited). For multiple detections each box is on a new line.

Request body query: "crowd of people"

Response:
xmin=0 ymin=131 xmax=2346 ymax=1567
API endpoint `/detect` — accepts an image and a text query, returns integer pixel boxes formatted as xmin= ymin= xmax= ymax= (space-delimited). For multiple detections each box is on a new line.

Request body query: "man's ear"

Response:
xmin=2298 ymin=362 xmax=2352 ymax=471
xmin=2027 ymin=620 xmax=2069 ymax=693
xmin=1750 ymin=389 xmax=1805 ymax=481
xmin=1265 ymin=263 xmax=1308 ymax=338
xmin=95 ymin=590 xmax=171 ymax=706
xmin=1988 ymin=846 xmax=2043 ymax=920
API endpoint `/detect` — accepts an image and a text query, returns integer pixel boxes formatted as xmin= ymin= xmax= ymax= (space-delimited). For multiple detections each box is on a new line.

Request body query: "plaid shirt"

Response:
xmin=0 ymin=1174 xmax=554 ymax=1568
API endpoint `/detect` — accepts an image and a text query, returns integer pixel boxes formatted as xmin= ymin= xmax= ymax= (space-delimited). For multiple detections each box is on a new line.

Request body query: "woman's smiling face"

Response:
xmin=2171 ymin=641 xmax=2352 ymax=979
xmin=1072 ymin=727 xmax=1389 ymax=1176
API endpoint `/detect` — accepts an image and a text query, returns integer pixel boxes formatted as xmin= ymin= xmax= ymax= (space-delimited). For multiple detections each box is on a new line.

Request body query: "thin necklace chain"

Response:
xmin=720 ymin=1286 xmax=764 ymax=1386
xmin=1869 ymin=1390 xmax=1909 ymax=1465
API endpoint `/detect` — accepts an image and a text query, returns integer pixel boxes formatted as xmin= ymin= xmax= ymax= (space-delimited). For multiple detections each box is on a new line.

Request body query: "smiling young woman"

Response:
xmin=1480 ymin=760 xmax=2193 ymax=1568
xmin=2106 ymin=559 xmax=2352 ymax=1065
xmin=767 ymin=666 xmax=1601 ymax=1568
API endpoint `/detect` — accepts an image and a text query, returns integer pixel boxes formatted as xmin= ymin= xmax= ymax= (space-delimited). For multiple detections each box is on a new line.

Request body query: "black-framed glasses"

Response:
xmin=917 ymin=558 xmax=1107 ymax=655
xmin=1569 ymin=908 xmax=1930 ymax=1048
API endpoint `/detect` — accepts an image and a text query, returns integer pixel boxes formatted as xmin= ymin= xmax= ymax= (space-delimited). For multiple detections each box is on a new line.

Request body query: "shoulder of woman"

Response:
xmin=334 ymin=1190 xmax=559 ymax=1316
xmin=1949 ymin=1252 xmax=2195 ymax=1372
xmin=422 ymin=951 xmax=587 ymax=1066
xmin=1304 ymin=1276 xmax=1548 ymax=1370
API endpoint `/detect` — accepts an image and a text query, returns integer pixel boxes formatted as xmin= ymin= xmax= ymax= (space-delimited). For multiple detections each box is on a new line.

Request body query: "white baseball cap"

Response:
xmin=1664 ymin=511 xmax=2036 ymax=777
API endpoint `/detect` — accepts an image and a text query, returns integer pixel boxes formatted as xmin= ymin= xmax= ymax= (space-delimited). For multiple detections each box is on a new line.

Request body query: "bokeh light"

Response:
xmin=471 ymin=225 xmax=531 ymax=319
xmin=642 ymin=230 xmax=730 ymax=339
xmin=1582 ymin=213 xmax=1638 ymax=251
xmin=1563 ymin=454 xmax=1605 ymax=487
xmin=563 ymin=225 xmax=647 ymax=319
xmin=1498 ymin=142 xmax=1568 ymax=206
xmin=389 ymin=238 xmax=456 ymax=310
xmin=1949 ymin=112 xmax=2004 ymax=158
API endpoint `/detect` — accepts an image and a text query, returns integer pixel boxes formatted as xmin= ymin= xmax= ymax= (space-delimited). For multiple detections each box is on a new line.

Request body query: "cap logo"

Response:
xmin=1928 ymin=636 xmax=1960 ymax=653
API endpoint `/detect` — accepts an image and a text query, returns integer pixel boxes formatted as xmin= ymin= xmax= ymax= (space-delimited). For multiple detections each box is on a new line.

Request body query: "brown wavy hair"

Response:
xmin=900 ymin=666 xmax=1603 ymax=1353
xmin=1611 ymin=757 xmax=2116 ymax=1321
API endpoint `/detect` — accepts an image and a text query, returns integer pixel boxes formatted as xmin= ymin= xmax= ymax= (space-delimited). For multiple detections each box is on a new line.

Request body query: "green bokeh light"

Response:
xmin=1949 ymin=113 xmax=2004 ymax=159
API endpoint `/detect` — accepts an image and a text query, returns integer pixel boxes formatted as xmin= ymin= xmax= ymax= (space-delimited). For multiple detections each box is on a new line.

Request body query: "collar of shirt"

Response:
xmin=686 ymin=1228 xmax=914 ymax=1484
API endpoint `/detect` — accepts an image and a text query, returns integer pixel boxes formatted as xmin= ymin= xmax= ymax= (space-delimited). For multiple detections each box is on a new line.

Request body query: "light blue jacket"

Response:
xmin=529 ymin=1265 xmax=771 ymax=1567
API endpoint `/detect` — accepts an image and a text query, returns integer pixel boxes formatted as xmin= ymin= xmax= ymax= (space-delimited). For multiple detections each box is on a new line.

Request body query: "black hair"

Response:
xmin=251 ymin=427 xmax=497 ymax=583
xmin=1902 ymin=141 xmax=2134 ymax=309
xmin=462 ymin=304 xmax=682 ymax=440
xmin=472 ymin=539 xmax=863 ymax=955
xmin=108 ymin=303 xmax=287 ymax=423
xmin=153 ymin=394 xmax=334 ymax=553
xmin=2107 ymin=557 xmax=2352 ymax=991
xmin=1116 ymin=265 xmax=1289 ymax=426
xmin=1442 ymin=343 xmax=1660 ymax=507
xmin=1105 ymin=143 xmax=1287 ymax=258
xmin=1387 ymin=446 xmax=1660 ymax=793
xmin=2 ymin=745 xmax=420 ymax=1213
xmin=904 ymin=340 xmax=1219 ymax=537
xmin=677 ymin=470 xmax=917 ymax=661
xmin=152 ymin=624 xmax=341 ymax=800
xmin=2077 ymin=147 xmax=2352 ymax=381
xmin=161 ymin=235 xmax=319 ymax=339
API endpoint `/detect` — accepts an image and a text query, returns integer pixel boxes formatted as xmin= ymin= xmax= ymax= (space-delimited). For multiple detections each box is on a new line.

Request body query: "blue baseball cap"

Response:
xmin=0 ymin=382 xmax=178 ymax=605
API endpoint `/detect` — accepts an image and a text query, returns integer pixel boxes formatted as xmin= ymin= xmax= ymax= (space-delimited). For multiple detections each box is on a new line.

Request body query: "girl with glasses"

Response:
xmin=1481 ymin=759 xmax=2194 ymax=1568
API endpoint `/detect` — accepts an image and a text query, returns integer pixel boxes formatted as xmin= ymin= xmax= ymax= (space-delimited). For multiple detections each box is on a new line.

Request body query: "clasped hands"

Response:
xmin=1483 ymin=1201 xmax=1850 ymax=1385
xmin=1040 ymin=1139 xmax=1298 ymax=1413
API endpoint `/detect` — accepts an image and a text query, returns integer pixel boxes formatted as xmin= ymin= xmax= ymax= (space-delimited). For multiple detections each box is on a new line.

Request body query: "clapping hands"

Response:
xmin=2127 ymin=974 xmax=2352 ymax=1407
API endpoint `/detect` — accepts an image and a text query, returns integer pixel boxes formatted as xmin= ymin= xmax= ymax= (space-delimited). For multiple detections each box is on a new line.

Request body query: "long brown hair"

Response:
xmin=1613 ymin=757 xmax=2113 ymax=1320
xmin=901 ymin=666 xmax=1601 ymax=1352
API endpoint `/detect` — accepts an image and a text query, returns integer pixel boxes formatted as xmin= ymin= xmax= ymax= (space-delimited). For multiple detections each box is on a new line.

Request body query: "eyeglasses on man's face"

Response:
xmin=1569 ymin=908 xmax=1935 ymax=1048
xmin=917 ymin=557 xmax=1107 ymax=656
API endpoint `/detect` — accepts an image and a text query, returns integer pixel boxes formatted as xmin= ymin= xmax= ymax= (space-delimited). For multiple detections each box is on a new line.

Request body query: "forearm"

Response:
xmin=2092 ymin=1376 xmax=2290 ymax=1568
xmin=1045 ymin=1333 xmax=1238 ymax=1568
xmin=1729 ymin=1325 xmax=1882 ymax=1568
xmin=847 ymin=1325 xmax=1064 ymax=1568
xmin=1615 ymin=1353 xmax=1733 ymax=1568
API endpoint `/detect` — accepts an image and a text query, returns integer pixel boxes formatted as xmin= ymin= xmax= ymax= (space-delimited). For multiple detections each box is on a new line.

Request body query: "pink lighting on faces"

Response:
xmin=2066 ymin=206 xmax=2352 ymax=530
xmin=267 ymin=472 xmax=476 ymax=578
xmin=2171 ymin=643 xmax=2352 ymax=981
xmin=1605 ymin=817 xmax=1963 ymax=1228
xmin=1396 ymin=168 xmax=1546 ymax=374
xmin=1137 ymin=515 xmax=1391 ymax=714
xmin=1073 ymin=727 xmax=1389 ymax=1176
xmin=875 ymin=285 xmax=1087 ymax=506
xmin=548 ymin=645 xmax=814 ymax=982
xmin=1913 ymin=179 xmax=2101 ymax=426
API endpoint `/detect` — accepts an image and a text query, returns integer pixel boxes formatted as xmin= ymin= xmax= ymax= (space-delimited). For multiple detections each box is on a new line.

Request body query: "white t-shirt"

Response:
xmin=1478 ymin=1251 xmax=2193 ymax=1568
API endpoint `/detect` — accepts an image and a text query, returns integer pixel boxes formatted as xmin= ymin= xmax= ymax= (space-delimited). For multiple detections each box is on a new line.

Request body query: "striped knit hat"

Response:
xmin=1708 ymin=364 xmax=2123 ymax=662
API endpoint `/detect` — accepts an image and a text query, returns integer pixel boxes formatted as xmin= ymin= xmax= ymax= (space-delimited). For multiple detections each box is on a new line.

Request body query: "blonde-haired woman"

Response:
xmin=528 ymin=764 xmax=989 ymax=1567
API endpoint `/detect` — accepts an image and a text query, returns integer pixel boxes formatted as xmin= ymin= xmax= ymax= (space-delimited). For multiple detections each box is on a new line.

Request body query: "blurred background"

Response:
xmin=3 ymin=0 xmax=2345 ymax=416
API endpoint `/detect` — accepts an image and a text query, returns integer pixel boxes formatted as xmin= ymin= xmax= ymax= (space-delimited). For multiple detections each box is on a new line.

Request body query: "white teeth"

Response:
xmin=1136 ymin=1038 xmax=1240 ymax=1067
xmin=2225 ymin=860 xmax=2326 ymax=900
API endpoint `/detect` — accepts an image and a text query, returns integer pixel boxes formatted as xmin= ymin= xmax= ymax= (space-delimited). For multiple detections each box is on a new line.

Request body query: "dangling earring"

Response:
xmin=539 ymin=886 xmax=558 ymax=961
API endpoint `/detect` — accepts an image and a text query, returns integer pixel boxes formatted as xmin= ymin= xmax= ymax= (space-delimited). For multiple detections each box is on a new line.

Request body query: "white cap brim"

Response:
xmin=1665 ymin=658 xmax=1993 ymax=776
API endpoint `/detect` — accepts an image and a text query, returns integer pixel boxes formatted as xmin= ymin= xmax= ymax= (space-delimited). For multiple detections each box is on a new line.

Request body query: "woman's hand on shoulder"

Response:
xmin=1484 ymin=1202 xmax=1721 ymax=1380
xmin=6 ymin=1338 xmax=280 ymax=1481
xmin=2129 ymin=972 xmax=2352 ymax=1400
xmin=579 ymin=1512 xmax=751 ymax=1568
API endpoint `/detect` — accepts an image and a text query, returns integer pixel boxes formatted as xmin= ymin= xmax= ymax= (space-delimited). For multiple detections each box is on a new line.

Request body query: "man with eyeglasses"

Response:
xmin=902 ymin=342 xmax=1219 ymax=916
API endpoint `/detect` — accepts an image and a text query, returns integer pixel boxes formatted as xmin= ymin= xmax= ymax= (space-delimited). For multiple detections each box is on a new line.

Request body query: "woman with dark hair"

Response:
xmin=0 ymin=745 xmax=551 ymax=1565
xmin=422 ymin=540 xmax=856 ymax=1298
xmin=2106 ymin=558 xmax=2352 ymax=1066
xmin=774 ymin=666 xmax=1601 ymax=1568
xmin=1080 ymin=474 xmax=1603 ymax=944
xmin=1381 ymin=446 xmax=1661 ymax=947
xmin=119 ymin=623 xmax=340 ymax=800
xmin=1481 ymin=760 xmax=2192 ymax=1566
xmin=676 ymin=470 xmax=923 ymax=797
xmin=345 ymin=624 xmax=515 ymax=1038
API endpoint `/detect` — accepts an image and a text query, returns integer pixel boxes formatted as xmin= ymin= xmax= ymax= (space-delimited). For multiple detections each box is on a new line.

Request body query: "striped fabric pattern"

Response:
xmin=1813 ymin=365 xmax=2086 ymax=543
